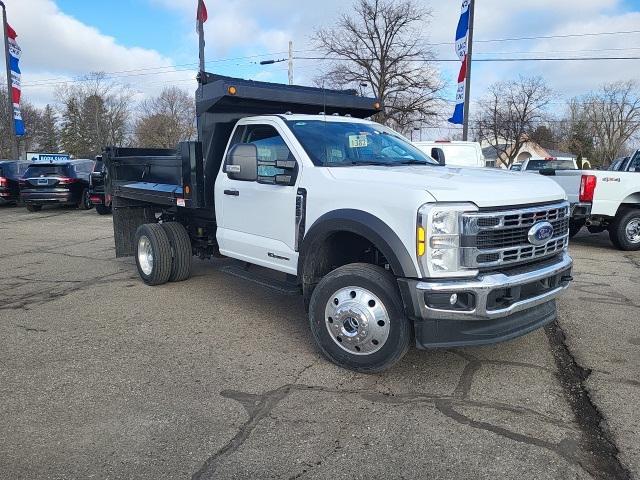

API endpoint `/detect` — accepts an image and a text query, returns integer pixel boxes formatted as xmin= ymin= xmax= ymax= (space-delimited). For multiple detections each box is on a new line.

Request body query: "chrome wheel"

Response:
xmin=324 ymin=286 xmax=390 ymax=355
xmin=138 ymin=236 xmax=154 ymax=275
xmin=625 ymin=218 xmax=640 ymax=244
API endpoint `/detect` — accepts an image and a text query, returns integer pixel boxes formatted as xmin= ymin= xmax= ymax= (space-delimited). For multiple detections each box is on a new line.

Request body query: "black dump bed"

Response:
xmin=105 ymin=73 xmax=380 ymax=213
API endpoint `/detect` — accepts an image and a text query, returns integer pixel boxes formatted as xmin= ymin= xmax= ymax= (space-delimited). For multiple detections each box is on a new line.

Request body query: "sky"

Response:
xmin=4 ymin=0 xmax=640 ymax=136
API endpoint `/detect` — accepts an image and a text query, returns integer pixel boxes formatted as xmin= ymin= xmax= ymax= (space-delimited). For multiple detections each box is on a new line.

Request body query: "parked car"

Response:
xmin=20 ymin=159 xmax=95 ymax=212
xmin=608 ymin=156 xmax=630 ymax=171
xmin=413 ymin=141 xmax=486 ymax=168
xmin=89 ymin=156 xmax=112 ymax=215
xmin=544 ymin=149 xmax=640 ymax=248
xmin=0 ymin=160 xmax=30 ymax=205
xmin=515 ymin=157 xmax=579 ymax=173
xmin=105 ymin=74 xmax=573 ymax=373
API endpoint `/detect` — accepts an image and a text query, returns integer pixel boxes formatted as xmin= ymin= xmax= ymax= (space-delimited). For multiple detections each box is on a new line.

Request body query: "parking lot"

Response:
xmin=0 ymin=206 xmax=638 ymax=480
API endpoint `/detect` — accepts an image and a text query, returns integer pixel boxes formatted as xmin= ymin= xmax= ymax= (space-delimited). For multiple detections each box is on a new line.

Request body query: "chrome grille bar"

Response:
xmin=461 ymin=201 xmax=570 ymax=269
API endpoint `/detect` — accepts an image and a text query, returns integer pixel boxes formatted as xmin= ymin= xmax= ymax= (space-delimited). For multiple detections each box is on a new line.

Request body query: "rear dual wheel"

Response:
xmin=134 ymin=222 xmax=192 ymax=285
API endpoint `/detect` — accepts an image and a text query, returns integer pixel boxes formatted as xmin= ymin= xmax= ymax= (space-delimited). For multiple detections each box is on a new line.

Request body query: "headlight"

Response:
xmin=417 ymin=203 xmax=478 ymax=278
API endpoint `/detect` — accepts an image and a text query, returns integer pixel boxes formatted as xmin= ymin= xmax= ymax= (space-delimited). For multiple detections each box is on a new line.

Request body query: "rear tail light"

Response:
xmin=89 ymin=195 xmax=102 ymax=204
xmin=57 ymin=177 xmax=77 ymax=185
xmin=579 ymin=175 xmax=597 ymax=203
xmin=0 ymin=177 xmax=6 ymax=187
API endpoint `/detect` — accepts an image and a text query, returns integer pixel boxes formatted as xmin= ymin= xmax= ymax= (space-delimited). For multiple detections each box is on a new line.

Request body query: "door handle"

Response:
xmin=224 ymin=189 xmax=239 ymax=196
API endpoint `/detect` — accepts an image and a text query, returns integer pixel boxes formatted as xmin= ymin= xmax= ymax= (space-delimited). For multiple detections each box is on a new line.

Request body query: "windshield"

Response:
xmin=24 ymin=165 xmax=69 ymax=178
xmin=526 ymin=160 xmax=576 ymax=171
xmin=286 ymin=120 xmax=439 ymax=167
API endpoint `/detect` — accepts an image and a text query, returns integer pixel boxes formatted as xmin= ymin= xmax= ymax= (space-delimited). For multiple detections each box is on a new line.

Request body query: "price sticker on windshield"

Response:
xmin=349 ymin=134 xmax=369 ymax=148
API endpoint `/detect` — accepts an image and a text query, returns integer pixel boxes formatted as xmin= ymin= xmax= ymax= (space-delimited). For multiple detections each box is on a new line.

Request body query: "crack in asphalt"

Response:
xmin=0 ymin=270 xmax=130 ymax=311
xmin=192 ymin=352 xmax=587 ymax=480
xmin=545 ymin=321 xmax=633 ymax=480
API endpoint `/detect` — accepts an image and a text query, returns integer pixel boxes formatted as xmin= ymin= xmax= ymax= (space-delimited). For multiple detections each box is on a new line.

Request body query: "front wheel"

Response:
xmin=609 ymin=208 xmax=640 ymax=251
xmin=134 ymin=224 xmax=173 ymax=285
xmin=308 ymin=263 xmax=411 ymax=373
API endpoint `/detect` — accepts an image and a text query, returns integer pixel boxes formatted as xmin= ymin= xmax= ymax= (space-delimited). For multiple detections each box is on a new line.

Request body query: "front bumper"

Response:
xmin=398 ymin=253 xmax=573 ymax=348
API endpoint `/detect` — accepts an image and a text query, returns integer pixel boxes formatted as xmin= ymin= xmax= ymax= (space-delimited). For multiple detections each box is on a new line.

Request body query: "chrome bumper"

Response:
xmin=410 ymin=253 xmax=573 ymax=321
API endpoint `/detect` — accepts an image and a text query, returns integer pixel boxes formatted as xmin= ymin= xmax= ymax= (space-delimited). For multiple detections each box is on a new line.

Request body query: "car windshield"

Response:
xmin=286 ymin=120 xmax=439 ymax=167
xmin=526 ymin=160 xmax=576 ymax=171
xmin=23 ymin=165 xmax=69 ymax=177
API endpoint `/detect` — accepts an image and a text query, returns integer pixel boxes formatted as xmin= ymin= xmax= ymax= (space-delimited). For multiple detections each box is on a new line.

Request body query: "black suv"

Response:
xmin=20 ymin=160 xmax=95 ymax=212
xmin=89 ymin=156 xmax=112 ymax=215
xmin=0 ymin=160 xmax=30 ymax=205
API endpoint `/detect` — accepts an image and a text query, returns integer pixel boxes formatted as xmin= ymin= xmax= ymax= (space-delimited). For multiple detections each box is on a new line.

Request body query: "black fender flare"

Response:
xmin=298 ymin=209 xmax=418 ymax=281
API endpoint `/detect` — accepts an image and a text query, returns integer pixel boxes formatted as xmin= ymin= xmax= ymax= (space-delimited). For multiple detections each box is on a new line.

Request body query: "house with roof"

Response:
xmin=481 ymin=137 xmax=582 ymax=169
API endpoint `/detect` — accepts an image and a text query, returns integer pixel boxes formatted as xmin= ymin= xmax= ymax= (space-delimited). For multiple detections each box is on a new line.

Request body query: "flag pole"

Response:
xmin=462 ymin=0 xmax=475 ymax=141
xmin=0 ymin=1 xmax=18 ymax=158
xmin=197 ymin=1 xmax=205 ymax=77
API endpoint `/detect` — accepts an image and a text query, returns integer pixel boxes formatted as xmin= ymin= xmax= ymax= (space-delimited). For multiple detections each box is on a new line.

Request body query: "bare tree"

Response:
xmin=57 ymin=73 xmax=133 ymax=158
xmin=475 ymin=76 xmax=553 ymax=167
xmin=314 ymin=0 xmax=443 ymax=133
xmin=581 ymin=81 xmax=640 ymax=167
xmin=134 ymin=87 xmax=196 ymax=148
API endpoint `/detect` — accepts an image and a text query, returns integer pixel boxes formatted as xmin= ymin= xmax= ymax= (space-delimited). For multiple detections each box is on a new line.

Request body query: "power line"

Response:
xmin=296 ymin=55 xmax=640 ymax=63
xmin=420 ymin=28 xmax=640 ymax=46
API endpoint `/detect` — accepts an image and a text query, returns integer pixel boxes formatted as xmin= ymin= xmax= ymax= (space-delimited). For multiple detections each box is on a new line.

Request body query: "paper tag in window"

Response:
xmin=177 ymin=198 xmax=186 ymax=207
xmin=349 ymin=135 xmax=368 ymax=148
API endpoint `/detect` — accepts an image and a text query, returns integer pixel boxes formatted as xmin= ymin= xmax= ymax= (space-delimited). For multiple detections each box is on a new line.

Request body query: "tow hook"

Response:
xmin=561 ymin=275 xmax=574 ymax=283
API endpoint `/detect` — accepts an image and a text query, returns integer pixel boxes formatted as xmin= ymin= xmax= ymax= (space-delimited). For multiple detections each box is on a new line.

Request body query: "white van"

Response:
xmin=413 ymin=141 xmax=486 ymax=168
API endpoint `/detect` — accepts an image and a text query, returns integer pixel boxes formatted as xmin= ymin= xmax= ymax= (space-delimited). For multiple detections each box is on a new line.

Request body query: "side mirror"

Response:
xmin=431 ymin=147 xmax=446 ymax=166
xmin=225 ymin=144 xmax=258 ymax=181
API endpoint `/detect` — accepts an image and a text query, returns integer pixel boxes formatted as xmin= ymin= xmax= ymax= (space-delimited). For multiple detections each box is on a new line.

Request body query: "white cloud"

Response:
xmin=5 ymin=0 xmax=177 ymax=106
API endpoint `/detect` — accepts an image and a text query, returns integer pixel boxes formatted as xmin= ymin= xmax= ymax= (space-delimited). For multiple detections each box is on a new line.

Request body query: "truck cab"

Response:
xmin=105 ymin=74 xmax=573 ymax=372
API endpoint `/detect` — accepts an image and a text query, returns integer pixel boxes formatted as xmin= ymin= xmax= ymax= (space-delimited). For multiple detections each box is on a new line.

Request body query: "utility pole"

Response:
xmin=0 ymin=1 xmax=18 ymax=159
xmin=462 ymin=0 xmax=475 ymax=141
xmin=288 ymin=40 xmax=294 ymax=85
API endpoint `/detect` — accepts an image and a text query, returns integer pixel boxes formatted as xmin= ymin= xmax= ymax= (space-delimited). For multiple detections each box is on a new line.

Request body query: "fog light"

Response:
xmin=449 ymin=293 xmax=458 ymax=306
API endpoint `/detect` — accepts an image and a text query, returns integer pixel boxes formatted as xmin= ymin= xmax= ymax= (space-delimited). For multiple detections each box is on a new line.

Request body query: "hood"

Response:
xmin=327 ymin=165 xmax=567 ymax=208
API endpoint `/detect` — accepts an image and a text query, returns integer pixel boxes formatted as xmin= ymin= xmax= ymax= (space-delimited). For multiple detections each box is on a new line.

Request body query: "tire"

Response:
xmin=26 ymin=204 xmax=42 ymax=212
xmin=308 ymin=263 xmax=411 ymax=373
xmin=609 ymin=208 xmax=640 ymax=251
xmin=78 ymin=188 xmax=92 ymax=210
xmin=95 ymin=204 xmax=112 ymax=215
xmin=161 ymin=222 xmax=193 ymax=282
xmin=134 ymin=223 xmax=173 ymax=285
xmin=569 ymin=219 xmax=585 ymax=239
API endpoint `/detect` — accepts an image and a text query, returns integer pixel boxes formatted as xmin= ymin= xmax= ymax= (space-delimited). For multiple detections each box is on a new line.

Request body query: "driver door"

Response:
xmin=216 ymin=122 xmax=300 ymax=274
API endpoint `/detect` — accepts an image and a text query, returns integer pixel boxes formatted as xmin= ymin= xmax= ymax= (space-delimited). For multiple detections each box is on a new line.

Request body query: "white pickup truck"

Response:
xmin=105 ymin=75 xmax=574 ymax=372
xmin=548 ymin=150 xmax=640 ymax=249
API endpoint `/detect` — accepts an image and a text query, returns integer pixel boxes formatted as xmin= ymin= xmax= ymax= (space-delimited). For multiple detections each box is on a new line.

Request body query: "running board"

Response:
xmin=219 ymin=263 xmax=301 ymax=296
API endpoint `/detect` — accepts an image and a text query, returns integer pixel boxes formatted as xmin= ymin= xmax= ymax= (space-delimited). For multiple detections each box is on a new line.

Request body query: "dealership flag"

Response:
xmin=196 ymin=0 xmax=208 ymax=30
xmin=449 ymin=0 xmax=470 ymax=125
xmin=6 ymin=23 xmax=24 ymax=136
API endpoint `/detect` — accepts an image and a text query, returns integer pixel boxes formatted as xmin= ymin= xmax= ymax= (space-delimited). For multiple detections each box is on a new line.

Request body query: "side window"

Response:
xmin=628 ymin=153 xmax=640 ymax=172
xmin=225 ymin=124 xmax=297 ymax=184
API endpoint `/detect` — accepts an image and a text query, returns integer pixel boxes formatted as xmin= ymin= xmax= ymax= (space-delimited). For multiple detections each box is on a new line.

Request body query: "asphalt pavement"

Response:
xmin=0 ymin=206 xmax=638 ymax=480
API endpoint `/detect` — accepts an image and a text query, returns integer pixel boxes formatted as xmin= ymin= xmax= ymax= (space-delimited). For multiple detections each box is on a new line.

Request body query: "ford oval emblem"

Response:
xmin=528 ymin=221 xmax=554 ymax=246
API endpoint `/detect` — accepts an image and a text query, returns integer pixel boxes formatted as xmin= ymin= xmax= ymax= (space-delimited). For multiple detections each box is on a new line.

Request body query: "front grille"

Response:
xmin=461 ymin=202 xmax=570 ymax=269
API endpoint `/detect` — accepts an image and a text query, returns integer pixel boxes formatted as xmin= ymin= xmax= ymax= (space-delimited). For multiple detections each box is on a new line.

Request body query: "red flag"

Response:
xmin=6 ymin=23 xmax=17 ymax=40
xmin=197 ymin=0 xmax=208 ymax=24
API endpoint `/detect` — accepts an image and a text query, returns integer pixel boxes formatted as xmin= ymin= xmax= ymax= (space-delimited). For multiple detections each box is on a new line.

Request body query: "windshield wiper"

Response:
xmin=394 ymin=160 xmax=434 ymax=166
xmin=324 ymin=161 xmax=395 ymax=167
